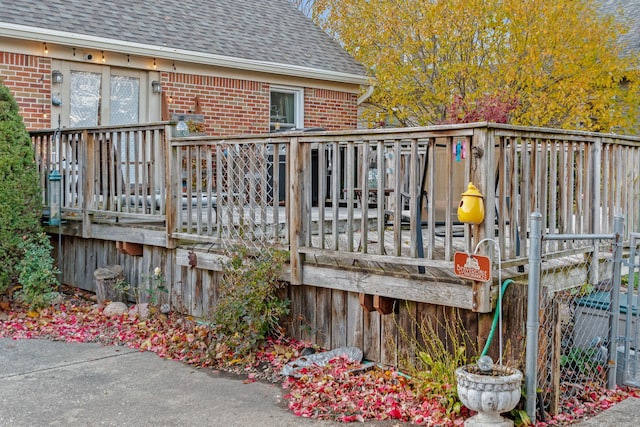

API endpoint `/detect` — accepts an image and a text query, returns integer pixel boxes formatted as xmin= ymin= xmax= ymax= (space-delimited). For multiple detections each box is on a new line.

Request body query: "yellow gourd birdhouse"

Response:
xmin=457 ymin=182 xmax=485 ymax=225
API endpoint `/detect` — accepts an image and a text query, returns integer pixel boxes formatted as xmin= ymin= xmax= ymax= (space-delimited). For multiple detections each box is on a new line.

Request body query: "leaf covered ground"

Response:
xmin=1 ymin=287 xmax=638 ymax=426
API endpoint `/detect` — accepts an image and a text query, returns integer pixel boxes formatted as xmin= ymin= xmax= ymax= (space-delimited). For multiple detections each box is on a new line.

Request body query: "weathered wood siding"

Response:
xmin=55 ymin=235 xmax=223 ymax=317
xmin=55 ymin=233 xmax=527 ymax=365
xmin=286 ymin=282 xmax=527 ymax=366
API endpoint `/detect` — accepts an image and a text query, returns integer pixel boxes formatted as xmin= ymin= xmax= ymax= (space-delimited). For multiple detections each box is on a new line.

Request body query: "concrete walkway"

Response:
xmin=2 ymin=338 xmax=639 ymax=426
xmin=0 ymin=338 xmax=349 ymax=427
xmin=570 ymin=396 xmax=640 ymax=427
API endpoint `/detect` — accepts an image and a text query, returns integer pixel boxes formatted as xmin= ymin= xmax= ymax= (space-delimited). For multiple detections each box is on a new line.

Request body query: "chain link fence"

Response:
xmin=537 ymin=246 xmax=616 ymax=417
xmin=526 ymin=213 xmax=626 ymax=422
xmin=621 ymin=233 xmax=640 ymax=388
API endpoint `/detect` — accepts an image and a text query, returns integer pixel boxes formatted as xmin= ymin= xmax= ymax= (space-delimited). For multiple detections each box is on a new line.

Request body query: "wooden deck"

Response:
xmin=31 ymin=122 xmax=640 ymax=364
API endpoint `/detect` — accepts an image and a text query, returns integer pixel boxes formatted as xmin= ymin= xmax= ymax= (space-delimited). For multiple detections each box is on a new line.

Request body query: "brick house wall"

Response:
xmin=164 ymin=73 xmax=270 ymax=135
xmin=0 ymin=53 xmax=52 ymax=129
xmin=304 ymin=88 xmax=358 ymax=130
xmin=164 ymin=73 xmax=358 ymax=135
xmin=1 ymin=51 xmax=359 ymax=133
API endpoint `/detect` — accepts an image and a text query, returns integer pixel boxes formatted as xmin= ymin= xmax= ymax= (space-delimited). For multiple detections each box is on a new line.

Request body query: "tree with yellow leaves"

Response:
xmin=312 ymin=0 xmax=640 ymax=133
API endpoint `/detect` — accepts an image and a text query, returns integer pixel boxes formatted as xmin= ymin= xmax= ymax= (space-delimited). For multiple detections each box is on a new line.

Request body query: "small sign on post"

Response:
xmin=454 ymin=252 xmax=492 ymax=282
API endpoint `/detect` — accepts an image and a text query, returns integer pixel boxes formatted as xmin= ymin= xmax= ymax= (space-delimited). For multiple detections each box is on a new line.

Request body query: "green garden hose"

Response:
xmin=480 ymin=279 xmax=514 ymax=357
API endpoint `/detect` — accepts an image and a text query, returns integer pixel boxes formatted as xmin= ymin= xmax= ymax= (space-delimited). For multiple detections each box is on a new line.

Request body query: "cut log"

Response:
xmin=94 ymin=265 xmax=125 ymax=304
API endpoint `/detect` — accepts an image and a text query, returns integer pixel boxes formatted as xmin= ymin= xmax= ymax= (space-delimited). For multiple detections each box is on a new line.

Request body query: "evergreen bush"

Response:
xmin=17 ymin=232 xmax=59 ymax=309
xmin=0 ymin=80 xmax=45 ymax=293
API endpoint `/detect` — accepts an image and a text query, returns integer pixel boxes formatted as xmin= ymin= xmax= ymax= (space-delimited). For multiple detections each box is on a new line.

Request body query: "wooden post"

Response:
xmin=472 ymin=280 xmax=493 ymax=313
xmin=588 ymin=137 xmax=602 ymax=284
xmin=408 ymin=139 xmax=419 ymax=257
xmin=164 ymin=126 xmax=177 ymax=249
xmin=289 ymin=137 xmax=303 ymax=285
xmin=94 ymin=264 xmax=125 ymax=304
xmin=82 ymin=130 xmax=93 ymax=238
xmin=471 ymin=126 xmax=496 ymax=252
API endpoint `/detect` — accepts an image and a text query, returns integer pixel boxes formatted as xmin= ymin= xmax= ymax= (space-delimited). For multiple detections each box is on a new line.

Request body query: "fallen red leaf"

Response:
xmin=1 ymin=291 xmax=634 ymax=426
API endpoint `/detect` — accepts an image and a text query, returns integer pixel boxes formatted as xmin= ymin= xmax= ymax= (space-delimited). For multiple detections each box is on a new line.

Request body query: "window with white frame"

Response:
xmin=270 ymin=87 xmax=303 ymax=132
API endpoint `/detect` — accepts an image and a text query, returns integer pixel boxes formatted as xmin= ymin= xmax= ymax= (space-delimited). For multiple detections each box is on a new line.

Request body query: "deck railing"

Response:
xmin=493 ymin=126 xmax=640 ymax=260
xmin=31 ymin=123 xmax=168 ymax=221
xmin=32 ymin=123 xmax=640 ymax=271
xmin=169 ymin=136 xmax=291 ymax=248
xmin=168 ymin=127 xmax=479 ymax=273
xmin=289 ymin=128 xmax=473 ymax=271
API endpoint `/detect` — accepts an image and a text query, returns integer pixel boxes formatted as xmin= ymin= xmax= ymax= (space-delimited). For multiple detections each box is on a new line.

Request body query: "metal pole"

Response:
xmin=57 ymin=221 xmax=62 ymax=292
xmin=526 ymin=211 xmax=542 ymax=422
xmin=54 ymin=117 xmax=63 ymax=291
xmin=607 ymin=214 xmax=624 ymax=389
xmin=623 ymin=235 xmax=637 ymax=385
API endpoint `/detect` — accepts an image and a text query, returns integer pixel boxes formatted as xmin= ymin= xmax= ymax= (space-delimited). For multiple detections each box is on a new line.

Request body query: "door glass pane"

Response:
xmin=270 ymin=91 xmax=296 ymax=131
xmin=110 ymin=76 xmax=140 ymax=125
xmin=111 ymin=76 xmax=141 ymax=187
xmin=69 ymin=71 xmax=101 ymax=127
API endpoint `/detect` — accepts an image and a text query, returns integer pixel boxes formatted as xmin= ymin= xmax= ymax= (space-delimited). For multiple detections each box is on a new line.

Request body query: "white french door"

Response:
xmin=53 ymin=62 xmax=148 ymax=128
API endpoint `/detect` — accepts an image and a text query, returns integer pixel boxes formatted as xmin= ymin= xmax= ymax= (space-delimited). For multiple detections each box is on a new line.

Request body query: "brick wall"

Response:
xmin=0 ymin=52 xmax=51 ymax=129
xmin=0 ymin=51 xmax=359 ymax=133
xmin=164 ymin=73 xmax=359 ymax=135
xmin=164 ymin=73 xmax=270 ymax=136
xmin=304 ymin=88 xmax=358 ymax=131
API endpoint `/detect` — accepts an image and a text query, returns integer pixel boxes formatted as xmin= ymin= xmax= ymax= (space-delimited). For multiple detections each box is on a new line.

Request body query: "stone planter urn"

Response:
xmin=455 ymin=357 xmax=523 ymax=427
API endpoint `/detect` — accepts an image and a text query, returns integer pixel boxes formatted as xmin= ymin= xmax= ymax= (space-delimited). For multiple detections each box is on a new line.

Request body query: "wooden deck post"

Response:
xmin=289 ymin=136 xmax=303 ymax=285
xmin=471 ymin=126 xmax=496 ymax=250
xmin=82 ymin=130 xmax=93 ymax=239
xmin=471 ymin=126 xmax=496 ymax=314
xmin=588 ymin=137 xmax=602 ymax=285
xmin=472 ymin=280 xmax=493 ymax=313
xmin=164 ymin=126 xmax=177 ymax=249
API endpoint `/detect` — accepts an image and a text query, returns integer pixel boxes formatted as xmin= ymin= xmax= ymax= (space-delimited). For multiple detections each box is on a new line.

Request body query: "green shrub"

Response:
xmin=16 ymin=232 xmax=59 ymax=309
xmin=209 ymin=246 xmax=289 ymax=359
xmin=0 ymin=80 xmax=43 ymax=293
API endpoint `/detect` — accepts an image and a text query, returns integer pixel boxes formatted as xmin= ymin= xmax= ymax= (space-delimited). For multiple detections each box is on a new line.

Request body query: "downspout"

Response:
xmin=357 ymin=84 xmax=375 ymax=105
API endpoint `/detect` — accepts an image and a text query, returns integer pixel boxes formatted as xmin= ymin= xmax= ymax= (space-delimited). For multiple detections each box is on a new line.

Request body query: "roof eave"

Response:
xmin=0 ymin=23 xmax=370 ymax=86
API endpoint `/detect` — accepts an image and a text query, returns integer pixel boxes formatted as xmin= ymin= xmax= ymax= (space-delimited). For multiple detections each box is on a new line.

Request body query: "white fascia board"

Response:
xmin=0 ymin=23 xmax=370 ymax=86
